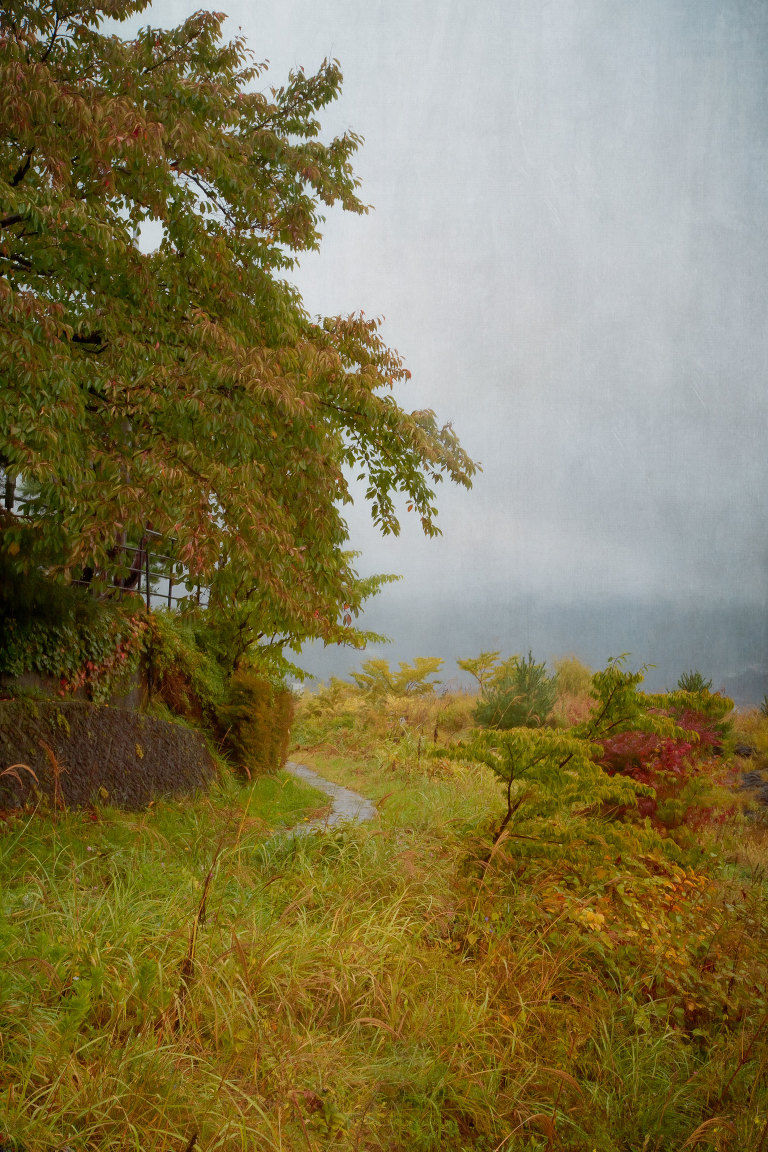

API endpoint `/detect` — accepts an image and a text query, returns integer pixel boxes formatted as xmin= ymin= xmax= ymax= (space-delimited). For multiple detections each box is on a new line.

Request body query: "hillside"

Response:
xmin=3 ymin=657 xmax=768 ymax=1150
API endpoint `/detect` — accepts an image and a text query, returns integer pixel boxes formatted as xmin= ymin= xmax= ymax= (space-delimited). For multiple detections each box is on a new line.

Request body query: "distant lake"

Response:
xmin=301 ymin=591 xmax=768 ymax=706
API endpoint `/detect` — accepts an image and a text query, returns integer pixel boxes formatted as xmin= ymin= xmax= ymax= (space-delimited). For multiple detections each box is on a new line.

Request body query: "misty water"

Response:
xmin=301 ymin=590 xmax=768 ymax=706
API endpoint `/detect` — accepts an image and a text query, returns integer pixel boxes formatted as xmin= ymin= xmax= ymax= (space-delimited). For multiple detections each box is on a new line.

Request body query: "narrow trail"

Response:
xmin=284 ymin=761 xmax=377 ymax=834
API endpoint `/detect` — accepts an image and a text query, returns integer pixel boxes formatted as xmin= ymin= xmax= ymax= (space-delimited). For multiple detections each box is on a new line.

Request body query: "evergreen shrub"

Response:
xmin=676 ymin=669 xmax=712 ymax=693
xmin=473 ymin=650 xmax=557 ymax=729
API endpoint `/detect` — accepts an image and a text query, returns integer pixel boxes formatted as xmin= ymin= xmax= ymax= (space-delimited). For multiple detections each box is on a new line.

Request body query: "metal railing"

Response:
xmin=72 ymin=529 xmax=208 ymax=611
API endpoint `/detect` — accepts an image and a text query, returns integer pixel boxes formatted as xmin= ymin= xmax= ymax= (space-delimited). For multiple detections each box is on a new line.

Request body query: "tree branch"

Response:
xmin=40 ymin=13 xmax=61 ymax=63
xmin=182 ymin=171 xmax=237 ymax=227
xmin=142 ymin=29 xmax=200 ymax=75
xmin=320 ymin=399 xmax=365 ymax=421
xmin=0 ymin=252 xmax=33 ymax=271
xmin=71 ymin=331 xmax=105 ymax=348
xmin=10 ymin=149 xmax=34 ymax=187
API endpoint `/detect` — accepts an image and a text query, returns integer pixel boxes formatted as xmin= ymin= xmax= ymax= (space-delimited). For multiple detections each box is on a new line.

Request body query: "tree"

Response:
xmin=456 ymin=650 xmax=504 ymax=693
xmin=0 ymin=0 xmax=476 ymax=664
xmin=349 ymin=656 xmax=443 ymax=700
xmin=460 ymin=650 xmax=557 ymax=730
xmin=676 ymin=669 xmax=712 ymax=694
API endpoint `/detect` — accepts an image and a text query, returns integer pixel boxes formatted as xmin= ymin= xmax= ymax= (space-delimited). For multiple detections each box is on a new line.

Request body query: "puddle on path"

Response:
xmin=285 ymin=761 xmax=377 ymax=834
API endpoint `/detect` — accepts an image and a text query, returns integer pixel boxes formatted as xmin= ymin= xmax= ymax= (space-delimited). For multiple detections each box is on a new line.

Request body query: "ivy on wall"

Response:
xmin=1 ymin=610 xmax=146 ymax=703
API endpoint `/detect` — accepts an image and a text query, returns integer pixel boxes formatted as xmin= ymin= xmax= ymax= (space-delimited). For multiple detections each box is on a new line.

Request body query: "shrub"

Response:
xmin=550 ymin=655 xmax=594 ymax=727
xmin=554 ymin=654 xmax=593 ymax=697
xmin=449 ymin=724 xmax=648 ymax=844
xmin=292 ymin=672 xmax=477 ymax=759
xmin=473 ymin=650 xmax=557 ymax=729
xmin=350 ymin=657 xmax=443 ymax=700
xmin=433 ymin=692 xmax=476 ymax=736
xmin=217 ymin=669 xmax=295 ymax=777
xmin=598 ymin=729 xmax=703 ymax=827
xmin=141 ymin=612 xmax=228 ymax=728
xmin=677 ymin=669 xmax=713 ymax=693
xmin=143 ymin=617 xmax=297 ymax=777
xmin=595 ymin=679 xmax=734 ymax=829
xmin=0 ymin=532 xmax=146 ymax=703
xmin=456 ymin=650 xmax=507 ymax=693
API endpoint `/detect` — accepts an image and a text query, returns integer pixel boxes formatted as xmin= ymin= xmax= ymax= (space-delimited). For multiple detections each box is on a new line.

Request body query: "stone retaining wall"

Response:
xmin=0 ymin=700 xmax=216 ymax=810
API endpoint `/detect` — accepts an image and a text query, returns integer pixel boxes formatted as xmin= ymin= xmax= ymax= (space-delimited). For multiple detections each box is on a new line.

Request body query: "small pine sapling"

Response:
xmin=471 ymin=651 xmax=557 ymax=730
xmin=676 ymin=669 xmax=713 ymax=694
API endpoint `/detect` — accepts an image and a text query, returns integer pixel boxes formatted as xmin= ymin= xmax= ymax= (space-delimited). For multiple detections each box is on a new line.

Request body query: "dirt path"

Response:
xmin=284 ymin=761 xmax=377 ymax=834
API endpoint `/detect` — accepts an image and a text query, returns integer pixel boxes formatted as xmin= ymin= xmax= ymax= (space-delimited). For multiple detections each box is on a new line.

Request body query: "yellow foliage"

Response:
xmin=218 ymin=670 xmax=295 ymax=777
xmin=554 ymin=654 xmax=593 ymax=697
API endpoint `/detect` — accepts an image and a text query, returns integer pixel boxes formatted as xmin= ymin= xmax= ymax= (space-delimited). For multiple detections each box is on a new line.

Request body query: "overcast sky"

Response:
xmin=132 ymin=0 xmax=768 ymax=688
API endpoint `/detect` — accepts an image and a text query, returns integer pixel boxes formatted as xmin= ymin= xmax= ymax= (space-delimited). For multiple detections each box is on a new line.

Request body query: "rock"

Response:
xmin=740 ymin=771 xmax=765 ymax=790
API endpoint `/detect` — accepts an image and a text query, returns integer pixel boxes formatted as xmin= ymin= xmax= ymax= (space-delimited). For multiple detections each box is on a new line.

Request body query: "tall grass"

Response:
xmin=2 ymin=687 xmax=768 ymax=1150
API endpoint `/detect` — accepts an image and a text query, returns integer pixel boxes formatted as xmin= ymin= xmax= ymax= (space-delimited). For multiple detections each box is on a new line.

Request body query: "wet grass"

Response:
xmin=2 ymin=725 xmax=768 ymax=1150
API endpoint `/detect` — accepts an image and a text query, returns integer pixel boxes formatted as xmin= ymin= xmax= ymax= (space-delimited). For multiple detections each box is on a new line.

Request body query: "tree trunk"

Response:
xmin=3 ymin=473 xmax=15 ymax=512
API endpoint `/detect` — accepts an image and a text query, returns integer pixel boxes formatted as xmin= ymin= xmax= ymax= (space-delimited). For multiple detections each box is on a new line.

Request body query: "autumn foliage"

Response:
xmin=217 ymin=668 xmax=295 ymax=778
xmin=0 ymin=0 xmax=475 ymax=661
xmin=597 ymin=689 xmax=733 ymax=828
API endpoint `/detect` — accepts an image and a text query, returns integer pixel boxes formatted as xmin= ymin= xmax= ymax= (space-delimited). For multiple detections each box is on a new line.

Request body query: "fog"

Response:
xmin=132 ymin=0 xmax=768 ymax=700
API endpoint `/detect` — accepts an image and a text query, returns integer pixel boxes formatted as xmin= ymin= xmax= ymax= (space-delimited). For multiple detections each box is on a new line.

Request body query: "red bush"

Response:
xmin=598 ymin=712 xmax=720 ymax=829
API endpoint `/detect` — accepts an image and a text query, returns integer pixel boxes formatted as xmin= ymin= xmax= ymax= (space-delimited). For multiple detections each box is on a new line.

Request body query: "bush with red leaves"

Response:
xmin=598 ymin=710 xmax=726 ymax=830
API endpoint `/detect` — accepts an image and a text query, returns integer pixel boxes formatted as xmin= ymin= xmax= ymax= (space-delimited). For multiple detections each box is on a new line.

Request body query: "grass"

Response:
xmin=273 ymin=742 xmax=768 ymax=1151
xmin=0 ymin=770 xmax=329 ymax=1151
xmin=2 ymin=686 xmax=768 ymax=1150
